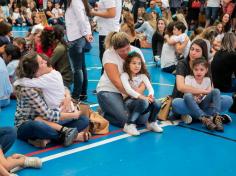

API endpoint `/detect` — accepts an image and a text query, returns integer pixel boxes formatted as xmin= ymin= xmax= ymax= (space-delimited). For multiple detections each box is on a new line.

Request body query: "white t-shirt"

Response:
xmin=96 ymin=45 xmax=144 ymax=93
xmin=121 ymin=73 xmax=154 ymax=98
xmin=161 ymin=0 xmax=170 ymax=8
xmin=14 ymin=70 xmax=65 ymax=109
xmin=172 ymin=33 xmax=191 ymax=58
xmin=96 ymin=0 xmax=122 ymax=36
xmin=160 ymin=42 xmax=177 ymax=68
xmin=207 ymin=0 xmax=221 ymax=7
xmin=31 ymin=23 xmax=44 ymax=34
xmin=12 ymin=12 xmax=20 ymax=20
xmin=52 ymin=8 xmax=63 ymax=18
xmin=185 ymin=75 xmax=211 ymax=90
xmin=7 ymin=60 xmax=19 ymax=76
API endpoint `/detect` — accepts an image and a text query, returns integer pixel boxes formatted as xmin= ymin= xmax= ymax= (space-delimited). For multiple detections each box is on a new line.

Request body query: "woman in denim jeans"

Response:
xmin=96 ymin=32 xmax=161 ymax=128
xmin=65 ymin=0 xmax=93 ymax=101
xmin=171 ymin=39 xmax=233 ymax=130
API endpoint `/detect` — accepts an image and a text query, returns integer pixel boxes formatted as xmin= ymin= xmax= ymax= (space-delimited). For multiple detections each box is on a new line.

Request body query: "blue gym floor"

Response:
xmin=0 ymin=27 xmax=236 ymax=176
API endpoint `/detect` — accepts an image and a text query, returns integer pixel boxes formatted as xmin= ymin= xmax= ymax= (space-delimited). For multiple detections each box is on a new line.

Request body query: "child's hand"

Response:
xmin=72 ymin=109 xmax=81 ymax=119
xmin=164 ymin=34 xmax=169 ymax=40
xmin=148 ymin=94 xmax=154 ymax=103
xmin=139 ymin=95 xmax=152 ymax=103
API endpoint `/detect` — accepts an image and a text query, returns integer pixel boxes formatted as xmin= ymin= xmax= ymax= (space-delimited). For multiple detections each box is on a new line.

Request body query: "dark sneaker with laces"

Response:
xmin=220 ymin=114 xmax=232 ymax=124
xmin=61 ymin=127 xmax=78 ymax=147
xmin=213 ymin=115 xmax=224 ymax=132
xmin=201 ymin=117 xmax=216 ymax=131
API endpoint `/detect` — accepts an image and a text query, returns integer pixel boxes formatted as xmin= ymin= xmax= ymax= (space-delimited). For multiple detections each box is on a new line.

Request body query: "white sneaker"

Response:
xmin=123 ymin=123 xmax=140 ymax=136
xmin=181 ymin=115 xmax=192 ymax=124
xmin=146 ymin=122 xmax=163 ymax=133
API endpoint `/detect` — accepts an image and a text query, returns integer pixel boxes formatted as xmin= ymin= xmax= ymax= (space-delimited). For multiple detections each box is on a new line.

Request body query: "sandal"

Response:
xmin=28 ymin=139 xmax=50 ymax=148
xmin=75 ymin=131 xmax=92 ymax=142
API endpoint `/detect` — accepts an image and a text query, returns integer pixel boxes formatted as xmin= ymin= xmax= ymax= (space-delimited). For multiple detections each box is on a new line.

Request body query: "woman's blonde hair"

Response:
xmin=104 ymin=32 xmax=130 ymax=49
xmin=195 ymin=26 xmax=217 ymax=44
xmin=221 ymin=32 xmax=236 ymax=52
xmin=176 ymin=13 xmax=188 ymax=30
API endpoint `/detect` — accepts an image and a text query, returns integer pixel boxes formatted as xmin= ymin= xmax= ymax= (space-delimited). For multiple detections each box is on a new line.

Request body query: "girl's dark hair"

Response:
xmin=123 ymin=51 xmax=150 ymax=80
xmin=188 ymin=39 xmax=208 ymax=60
xmin=191 ymin=57 xmax=210 ymax=77
xmin=67 ymin=0 xmax=91 ymax=17
xmin=13 ymin=37 xmax=26 ymax=49
xmin=16 ymin=51 xmax=51 ymax=79
xmin=16 ymin=51 xmax=39 ymax=79
xmin=40 ymin=27 xmax=55 ymax=53
xmin=53 ymin=24 xmax=67 ymax=46
xmin=174 ymin=21 xmax=186 ymax=33
xmin=5 ymin=44 xmax=21 ymax=60
xmin=192 ymin=57 xmax=209 ymax=69
xmin=165 ymin=21 xmax=175 ymax=36
xmin=0 ymin=21 xmax=12 ymax=36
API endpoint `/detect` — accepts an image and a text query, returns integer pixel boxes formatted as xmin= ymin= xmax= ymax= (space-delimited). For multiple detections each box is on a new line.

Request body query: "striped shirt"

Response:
xmin=14 ymin=86 xmax=60 ymax=128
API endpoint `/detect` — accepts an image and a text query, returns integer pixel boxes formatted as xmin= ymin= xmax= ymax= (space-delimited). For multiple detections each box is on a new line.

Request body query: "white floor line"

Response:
xmin=89 ymin=104 xmax=99 ymax=108
xmin=152 ymin=82 xmax=174 ymax=87
xmin=41 ymin=121 xmax=178 ymax=163
xmin=11 ymin=121 xmax=179 ymax=173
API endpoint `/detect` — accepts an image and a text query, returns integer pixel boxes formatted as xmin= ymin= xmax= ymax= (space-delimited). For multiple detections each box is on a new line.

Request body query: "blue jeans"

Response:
xmin=97 ymin=91 xmax=152 ymax=127
xmin=0 ymin=127 xmax=17 ymax=154
xmin=205 ymin=7 xmax=219 ymax=22
xmin=125 ymin=98 xmax=161 ymax=124
xmin=0 ymin=98 xmax=10 ymax=108
xmin=68 ymin=37 xmax=88 ymax=99
xmin=183 ymin=89 xmax=221 ymax=118
xmin=17 ymin=116 xmax=89 ymax=142
xmin=172 ymin=94 xmax=233 ymax=120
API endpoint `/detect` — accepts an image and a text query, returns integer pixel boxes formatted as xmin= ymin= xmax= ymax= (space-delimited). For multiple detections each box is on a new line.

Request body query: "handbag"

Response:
xmin=191 ymin=0 xmax=201 ymax=9
xmin=157 ymin=96 xmax=172 ymax=121
xmin=88 ymin=109 xmax=109 ymax=135
xmin=77 ymin=103 xmax=109 ymax=134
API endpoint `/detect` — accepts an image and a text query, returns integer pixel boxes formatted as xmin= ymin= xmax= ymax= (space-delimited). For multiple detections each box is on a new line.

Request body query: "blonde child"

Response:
xmin=121 ymin=51 xmax=163 ymax=136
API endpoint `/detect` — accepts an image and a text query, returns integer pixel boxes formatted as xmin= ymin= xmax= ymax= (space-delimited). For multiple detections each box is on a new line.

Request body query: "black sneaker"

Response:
xmin=80 ymin=95 xmax=88 ymax=101
xmin=61 ymin=127 xmax=78 ymax=147
xmin=220 ymin=114 xmax=232 ymax=124
xmin=201 ymin=116 xmax=216 ymax=131
xmin=213 ymin=115 xmax=224 ymax=132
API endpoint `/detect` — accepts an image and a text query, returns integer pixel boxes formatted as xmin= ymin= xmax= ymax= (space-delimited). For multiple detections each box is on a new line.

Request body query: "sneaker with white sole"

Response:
xmin=123 ymin=123 xmax=140 ymax=136
xmin=181 ymin=115 xmax=192 ymax=124
xmin=146 ymin=122 xmax=163 ymax=133
xmin=24 ymin=157 xmax=42 ymax=168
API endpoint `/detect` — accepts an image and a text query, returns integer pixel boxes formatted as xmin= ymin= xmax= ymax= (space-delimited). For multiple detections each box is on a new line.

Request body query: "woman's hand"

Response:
xmin=139 ymin=95 xmax=152 ymax=103
xmin=85 ymin=34 xmax=93 ymax=42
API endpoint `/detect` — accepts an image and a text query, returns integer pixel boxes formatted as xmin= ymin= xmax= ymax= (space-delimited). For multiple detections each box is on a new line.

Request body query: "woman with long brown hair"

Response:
xmin=65 ymin=0 xmax=93 ymax=102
